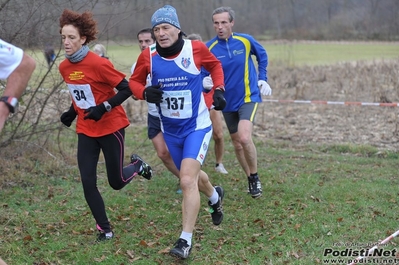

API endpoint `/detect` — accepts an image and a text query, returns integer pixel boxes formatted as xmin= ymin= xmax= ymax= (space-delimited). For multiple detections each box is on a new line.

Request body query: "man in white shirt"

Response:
xmin=0 ymin=39 xmax=36 ymax=132
xmin=0 ymin=38 xmax=36 ymax=265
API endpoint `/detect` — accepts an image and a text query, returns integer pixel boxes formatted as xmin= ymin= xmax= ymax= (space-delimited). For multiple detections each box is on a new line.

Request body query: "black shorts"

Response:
xmin=147 ymin=113 xmax=162 ymax=139
xmin=223 ymin=102 xmax=258 ymax=134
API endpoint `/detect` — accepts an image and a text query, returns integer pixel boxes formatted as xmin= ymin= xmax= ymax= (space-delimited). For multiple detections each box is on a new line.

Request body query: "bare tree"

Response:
xmin=1 ymin=0 xmax=398 ymax=150
xmin=0 ymin=0 xmax=119 ymax=150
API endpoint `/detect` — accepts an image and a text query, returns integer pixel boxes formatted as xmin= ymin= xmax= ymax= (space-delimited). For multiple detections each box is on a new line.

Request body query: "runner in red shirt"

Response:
xmin=58 ymin=9 xmax=152 ymax=242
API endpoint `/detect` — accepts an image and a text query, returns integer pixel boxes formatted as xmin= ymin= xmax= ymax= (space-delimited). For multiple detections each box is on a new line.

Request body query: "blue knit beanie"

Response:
xmin=151 ymin=5 xmax=181 ymax=29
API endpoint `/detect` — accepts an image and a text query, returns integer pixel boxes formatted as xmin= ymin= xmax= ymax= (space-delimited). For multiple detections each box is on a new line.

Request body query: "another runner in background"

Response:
xmin=207 ymin=6 xmax=272 ymax=198
xmin=187 ymin=33 xmax=228 ymax=175
xmin=92 ymin=43 xmax=108 ymax=58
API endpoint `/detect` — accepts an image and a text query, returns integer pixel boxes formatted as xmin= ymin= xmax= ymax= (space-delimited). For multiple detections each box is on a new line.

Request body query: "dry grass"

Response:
xmin=256 ymin=60 xmax=399 ymax=150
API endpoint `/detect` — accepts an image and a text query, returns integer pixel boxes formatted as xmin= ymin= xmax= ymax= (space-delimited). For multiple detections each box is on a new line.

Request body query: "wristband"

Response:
xmin=0 ymin=96 xmax=18 ymax=113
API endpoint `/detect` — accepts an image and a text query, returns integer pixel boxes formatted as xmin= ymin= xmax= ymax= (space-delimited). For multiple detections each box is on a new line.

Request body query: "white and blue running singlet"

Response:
xmin=149 ymin=40 xmax=212 ymax=166
xmin=150 ymin=40 xmax=211 ymax=138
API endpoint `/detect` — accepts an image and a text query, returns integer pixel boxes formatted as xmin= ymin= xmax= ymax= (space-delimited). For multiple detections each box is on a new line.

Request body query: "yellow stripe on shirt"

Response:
xmin=232 ymin=35 xmax=251 ymax=103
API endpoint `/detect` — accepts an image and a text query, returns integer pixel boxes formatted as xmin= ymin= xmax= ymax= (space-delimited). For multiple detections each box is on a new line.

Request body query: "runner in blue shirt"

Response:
xmin=206 ymin=6 xmax=272 ymax=199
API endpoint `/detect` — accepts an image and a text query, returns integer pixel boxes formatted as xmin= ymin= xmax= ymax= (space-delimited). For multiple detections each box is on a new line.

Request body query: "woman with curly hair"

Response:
xmin=58 ymin=9 xmax=152 ymax=242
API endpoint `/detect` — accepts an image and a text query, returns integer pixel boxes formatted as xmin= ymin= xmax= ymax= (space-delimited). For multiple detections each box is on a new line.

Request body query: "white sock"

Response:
xmin=105 ymin=232 xmax=113 ymax=238
xmin=208 ymin=187 xmax=219 ymax=205
xmin=180 ymin=231 xmax=192 ymax=246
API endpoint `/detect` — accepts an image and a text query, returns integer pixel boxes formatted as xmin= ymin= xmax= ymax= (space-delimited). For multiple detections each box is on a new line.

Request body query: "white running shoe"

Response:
xmin=215 ymin=163 xmax=228 ymax=174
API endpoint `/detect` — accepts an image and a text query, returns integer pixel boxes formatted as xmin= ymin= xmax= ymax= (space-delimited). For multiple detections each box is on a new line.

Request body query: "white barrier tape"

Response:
xmin=347 ymin=229 xmax=399 ymax=265
xmin=263 ymin=99 xmax=399 ymax=107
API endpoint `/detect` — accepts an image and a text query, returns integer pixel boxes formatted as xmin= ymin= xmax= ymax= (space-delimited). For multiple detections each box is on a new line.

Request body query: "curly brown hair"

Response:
xmin=59 ymin=9 xmax=98 ymax=44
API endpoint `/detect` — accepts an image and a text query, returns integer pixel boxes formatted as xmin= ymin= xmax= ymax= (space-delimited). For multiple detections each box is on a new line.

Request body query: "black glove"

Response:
xmin=143 ymin=85 xmax=163 ymax=103
xmin=60 ymin=104 xmax=77 ymax=127
xmin=213 ymin=89 xmax=226 ymax=111
xmin=83 ymin=103 xmax=106 ymax=121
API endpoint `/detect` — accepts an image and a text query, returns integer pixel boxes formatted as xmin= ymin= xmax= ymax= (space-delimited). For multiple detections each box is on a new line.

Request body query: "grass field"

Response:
xmin=104 ymin=41 xmax=399 ymax=72
xmin=2 ymin=41 xmax=399 ymax=264
xmin=2 ymin=129 xmax=399 ymax=264
xmin=29 ymin=41 xmax=399 ymax=78
xmin=265 ymin=41 xmax=399 ymax=67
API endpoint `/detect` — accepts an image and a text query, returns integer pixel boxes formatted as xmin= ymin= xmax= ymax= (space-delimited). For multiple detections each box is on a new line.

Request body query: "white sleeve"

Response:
xmin=132 ymin=61 xmax=151 ymax=87
xmin=130 ymin=62 xmax=137 ymax=74
xmin=0 ymin=39 xmax=24 ymax=80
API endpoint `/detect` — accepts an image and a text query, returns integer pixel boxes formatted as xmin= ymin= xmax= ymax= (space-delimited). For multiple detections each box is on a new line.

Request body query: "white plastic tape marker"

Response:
xmin=347 ymin=229 xmax=399 ymax=265
xmin=263 ymin=99 xmax=399 ymax=107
